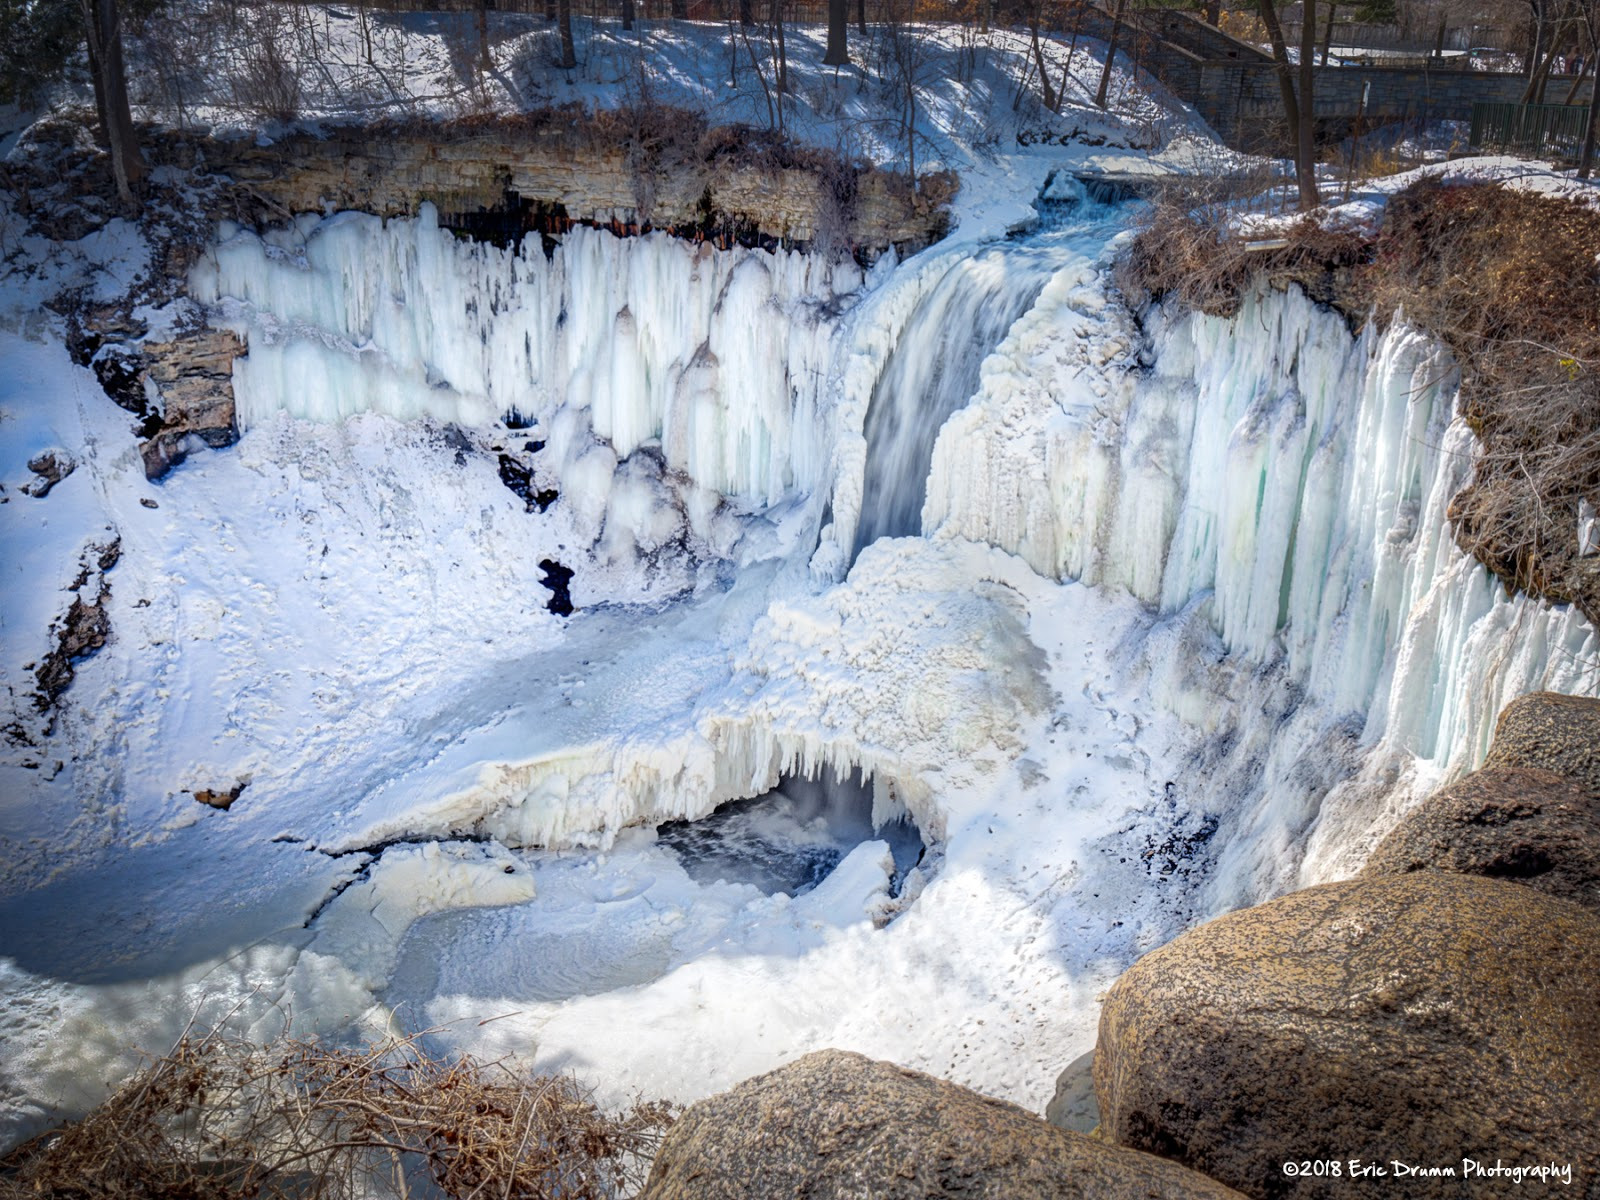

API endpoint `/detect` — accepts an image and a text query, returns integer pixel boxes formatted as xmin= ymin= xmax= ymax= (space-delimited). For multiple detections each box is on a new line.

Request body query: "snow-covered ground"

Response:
xmin=2 ymin=8 xmax=1599 ymax=1165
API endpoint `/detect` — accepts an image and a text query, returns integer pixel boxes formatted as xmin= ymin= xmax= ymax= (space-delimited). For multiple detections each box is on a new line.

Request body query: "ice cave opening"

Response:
xmin=655 ymin=765 xmax=926 ymax=899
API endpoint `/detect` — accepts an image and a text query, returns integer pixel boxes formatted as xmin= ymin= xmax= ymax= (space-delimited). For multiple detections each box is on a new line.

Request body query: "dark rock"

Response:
xmin=1363 ymin=766 xmax=1600 ymax=910
xmin=1483 ymin=691 xmax=1600 ymax=796
xmin=193 ymin=781 xmax=247 ymax=810
xmin=1045 ymin=1049 xmax=1100 ymax=1133
xmin=92 ymin=350 xmax=158 ymax=432
xmin=35 ymin=594 xmax=111 ymax=709
xmin=496 ymin=453 xmax=539 ymax=511
xmin=1094 ymin=873 xmax=1600 ymax=1199
xmin=643 ymin=1049 xmax=1247 ymax=1200
xmin=538 ymin=558 xmax=573 ymax=616
xmin=22 ymin=450 xmax=76 ymax=498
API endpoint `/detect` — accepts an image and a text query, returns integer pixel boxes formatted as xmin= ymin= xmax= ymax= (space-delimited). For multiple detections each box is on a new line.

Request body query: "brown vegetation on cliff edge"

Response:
xmin=1119 ymin=178 xmax=1600 ymax=627
xmin=0 ymin=1029 xmax=673 ymax=1200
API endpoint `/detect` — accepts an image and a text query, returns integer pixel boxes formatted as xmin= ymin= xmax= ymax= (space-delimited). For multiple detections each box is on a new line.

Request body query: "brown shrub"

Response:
xmin=0 ymin=1029 xmax=674 ymax=1200
xmin=1116 ymin=194 xmax=1369 ymax=320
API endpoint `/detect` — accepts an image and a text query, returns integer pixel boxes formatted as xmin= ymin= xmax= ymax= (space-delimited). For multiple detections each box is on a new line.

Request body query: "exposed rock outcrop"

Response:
xmin=1094 ymin=873 xmax=1600 ymax=1199
xmin=34 ymin=539 xmax=121 ymax=713
xmin=1483 ymin=691 xmax=1600 ymax=796
xmin=22 ymin=450 xmax=76 ymax=498
xmin=167 ymin=111 xmax=952 ymax=259
xmin=1363 ymin=766 xmax=1600 ymax=910
xmin=137 ymin=328 xmax=242 ymax=479
xmin=642 ymin=1049 xmax=1247 ymax=1200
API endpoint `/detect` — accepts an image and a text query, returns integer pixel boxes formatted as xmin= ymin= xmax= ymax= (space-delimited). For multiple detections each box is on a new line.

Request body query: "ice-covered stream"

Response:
xmin=2 ymin=188 xmax=1597 ymax=1144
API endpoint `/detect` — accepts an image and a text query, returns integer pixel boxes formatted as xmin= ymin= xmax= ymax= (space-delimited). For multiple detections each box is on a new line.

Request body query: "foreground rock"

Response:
xmin=1363 ymin=766 xmax=1600 ymax=909
xmin=642 ymin=1049 xmax=1246 ymax=1200
xmin=1482 ymin=691 xmax=1600 ymax=795
xmin=1095 ymin=874 xmax=1600 ymax=1199
xmin=1044 ymin=1049 xmax=1100 ymax=1133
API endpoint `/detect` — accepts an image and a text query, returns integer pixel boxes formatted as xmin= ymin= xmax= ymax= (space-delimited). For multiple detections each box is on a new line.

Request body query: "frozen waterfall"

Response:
xmin=190 ymin=207 xmax=869 ymax=544
xmin=6 ymin=191 xmax=1600 ymax=1140
xmin=851 ymin=243 xmax=1059 ymax=560
xmin=923 ymin=277 xmax=1599 ymax=895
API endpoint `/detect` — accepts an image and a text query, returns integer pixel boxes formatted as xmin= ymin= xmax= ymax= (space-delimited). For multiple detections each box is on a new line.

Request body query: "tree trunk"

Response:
xmin=80 ymin=0 xmax=143 ymax=206
xmin=1204 ymin=0 xmax=1221 ymax=25
xmin=557 ymin=0 xmax=576 ymax=66
xmin=1095 ymin=0 xmax=1126 ymax=108
xmin=1320 ymin=1 xmax=1336 ymax=65
xmin=1522 ymin=0 xmax=1546 ymax=96
xmin=773 ymin=0 xmax=788 ymax=93
xmin=1579 ymin=51 xmax=1600 ymax=176
xmin=741 ymin=0 xmax=755 ymax=24
xmin=1258 ymin=0 xmax=1307 ymax=203
xmin=477 ymin=0 xmax=492 ymax=71
xmin=1031 ymin=8 xmax=1058 ymax=109
xmin=856 ymin=0 xmax=866 ymax=35
xmin=1058 ymin=0 xmax=1084 ymax=109
xmin=671 ymin=0 xmax=689 ymax=17
xmin=1298 ymin=0 xmax=1319 ymax=209
xmin=825 ymin=0 xmax=848 ymax=63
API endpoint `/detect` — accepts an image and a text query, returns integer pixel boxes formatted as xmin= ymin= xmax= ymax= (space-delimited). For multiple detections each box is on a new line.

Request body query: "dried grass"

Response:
xmin=1114 ymin=173 xmax=1369 ymax=320
xmin=0 ymin=1028 xmax=674 ymax=1200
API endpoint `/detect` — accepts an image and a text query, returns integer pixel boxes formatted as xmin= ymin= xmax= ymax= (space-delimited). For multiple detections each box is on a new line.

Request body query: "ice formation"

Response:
xmin=187 ymin=197 xmax=1599 ymax=912
xmin=191 ymin=208 xmax=869 ymax=546
xmin=924 ymin=278 xmax=1599 ymax=893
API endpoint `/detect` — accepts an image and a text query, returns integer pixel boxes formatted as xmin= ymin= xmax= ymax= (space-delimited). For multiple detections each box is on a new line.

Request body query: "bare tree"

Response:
xmin=1576 ymin=0 xmax=1600 ymax=174
xmin=825 ymin=0 xmax=849 ymax=63
xmin=1094 ymin=0 xmax=1126 ymax=107
xmin=1299 ymin=0 xmax=1317 ymax=206
xmin=771 ymin=0 xmax=789 ymax=93
xmin=558 ymin=0 xmax=577 ymax=66
xmin=1259 ymin=0 xmax=1318 ymax=209
xmin=80 ymin=0 xmax=144 ymax=206
xmin=1030 ymin=1 xmax=1059 ymax=108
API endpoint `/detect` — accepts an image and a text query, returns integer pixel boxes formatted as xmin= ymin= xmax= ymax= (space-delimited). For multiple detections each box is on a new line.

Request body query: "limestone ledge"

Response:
xmin=178 ymin=123 xmax=951 ymax=257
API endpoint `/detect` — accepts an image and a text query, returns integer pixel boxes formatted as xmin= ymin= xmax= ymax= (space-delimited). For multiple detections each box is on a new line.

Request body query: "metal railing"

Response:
xmin=1469 ymin=100 xmax=1591 ymax=157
